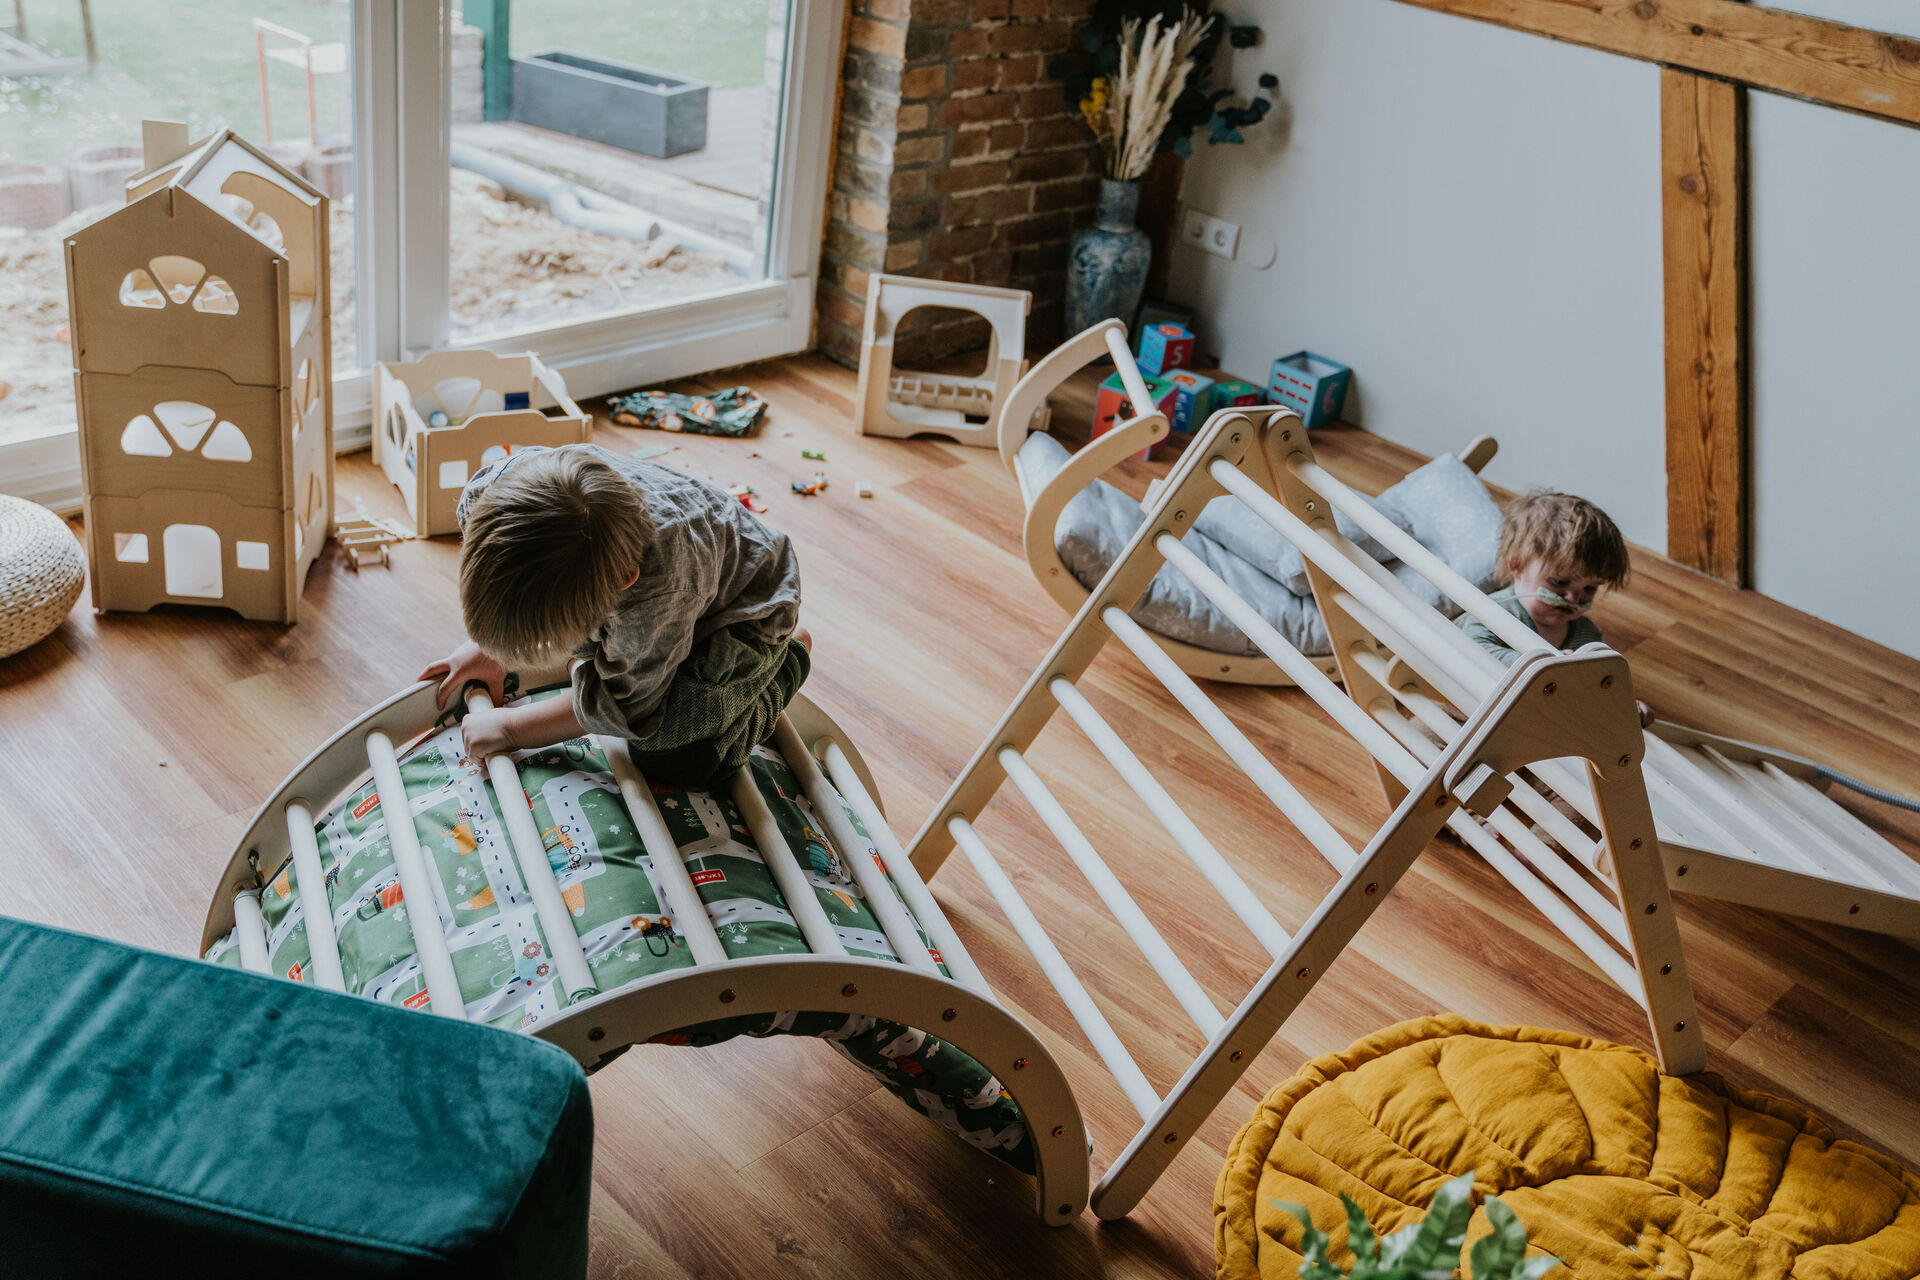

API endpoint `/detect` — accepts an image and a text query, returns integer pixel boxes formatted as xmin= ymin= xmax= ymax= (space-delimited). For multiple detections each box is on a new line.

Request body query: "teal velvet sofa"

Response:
xmin=0 ymin=915 xmax=593 ymax=1278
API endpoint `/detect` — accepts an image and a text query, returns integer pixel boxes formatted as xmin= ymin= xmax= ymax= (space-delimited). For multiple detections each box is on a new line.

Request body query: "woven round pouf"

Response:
xmin=0 ymin=494 xmax=85 ymax=658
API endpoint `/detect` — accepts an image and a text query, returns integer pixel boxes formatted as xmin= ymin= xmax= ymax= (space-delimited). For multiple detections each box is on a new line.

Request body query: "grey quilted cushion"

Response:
xmin=1015 ymin=434 xmax=1504 ymax=659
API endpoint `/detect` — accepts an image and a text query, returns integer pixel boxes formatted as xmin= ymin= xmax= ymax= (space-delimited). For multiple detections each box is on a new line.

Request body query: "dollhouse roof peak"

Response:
xmin=125 ymin=125 xmax=324 ymax=204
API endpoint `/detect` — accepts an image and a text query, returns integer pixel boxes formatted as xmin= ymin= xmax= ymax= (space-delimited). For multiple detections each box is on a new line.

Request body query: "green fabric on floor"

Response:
xmin=0 ymin=915 xmax=591 ymax=1279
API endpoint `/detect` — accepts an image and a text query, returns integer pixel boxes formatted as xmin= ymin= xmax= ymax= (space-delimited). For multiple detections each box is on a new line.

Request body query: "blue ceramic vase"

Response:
xmin=1066 ymin=178 xmax=1150 ymax=335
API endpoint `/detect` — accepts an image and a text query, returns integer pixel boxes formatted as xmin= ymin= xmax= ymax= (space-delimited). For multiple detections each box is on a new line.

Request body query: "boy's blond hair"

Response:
xmin=1495 ymin=490 xmax=1630 ymax=588
xmin=460 ymin=449 xmax=653 ymax=666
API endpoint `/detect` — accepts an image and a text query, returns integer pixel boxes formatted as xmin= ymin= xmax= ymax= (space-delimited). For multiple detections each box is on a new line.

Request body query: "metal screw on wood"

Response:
xmin=1229 ymin=1050 xmax=1243 ymax=1063
xmin=1543 ymin=682 xmax=1557 ymax=696
xmin=1014 ymin=1057 xmax=1028 ymax=1071
xmin=1051 ymin=1125 xmax=1065 ymax=1138
xmin=841 ymin=983 xmax=858 ymax=997
xmin=1675 ymin=863 xmax=1688 ymax=875
xmin=942 ymin=1007 xmax=957 ymax=1021
xmin=588 ymin=1027 xmax=605 ymax=1041
xmin=1645 ymin=903 xmax=1658 ymax=914
xmin=1618 ymin=754 xmax=1632 ymax=767
xmin=1174 ymin=510 xmax=1186 ymax=521
xmin=1163 ymin=1133 xmax=1177 ymax=1144
xmin=1278 ymin=431 xmax=1288 ymax=441
xmin=1059 ymin=1203 xmax=1072 ymax=1216
xmin=1305 ymin=500 xmax=1316 ymax=512
xmin=1431 ymin=794 xmax=1448 ymax=809
xmin=1601 ymin=675 xmax=1614 ymax=688
xmin=1850 ymin=904 xmax=1861 ymax=914
xmin=1295 ymin=967 xmax=1311 ymax=980
xmin=1674 ymin=1021 xmax=1687 ymax=1032
xmin=1364 ymin=882 xmax=1379 ymax=896
xmin=1630 ymin=838 xmax=1645 ymax=851
xmin=1660 ymin=964 xmax=1673 ymax=975
xmin=719 ymin=988 xmax=736 ymax=1003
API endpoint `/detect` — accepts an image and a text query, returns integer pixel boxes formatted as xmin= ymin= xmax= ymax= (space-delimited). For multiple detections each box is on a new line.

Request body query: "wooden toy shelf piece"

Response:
xmin=66 ymin=120 xmax=333 ymax=624
xmin=853 ymin=273 xmax=1044 ymax=448
xmin=373 ymin=350 xmax=591 ymax=537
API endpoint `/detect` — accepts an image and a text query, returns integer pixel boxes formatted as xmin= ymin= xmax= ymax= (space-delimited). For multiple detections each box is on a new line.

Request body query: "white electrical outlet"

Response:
xmin=1181 ymin=208 xmax=1240 ymax=260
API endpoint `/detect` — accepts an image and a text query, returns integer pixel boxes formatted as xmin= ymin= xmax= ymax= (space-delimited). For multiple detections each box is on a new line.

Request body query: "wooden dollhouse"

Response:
xmin=65 ymin=120 xmax=332 ymax=624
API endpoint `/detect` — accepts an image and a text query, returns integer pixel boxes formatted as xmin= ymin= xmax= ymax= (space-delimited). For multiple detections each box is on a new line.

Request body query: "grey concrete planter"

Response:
xmin=510 ymin=49 xmax=709 ymax=159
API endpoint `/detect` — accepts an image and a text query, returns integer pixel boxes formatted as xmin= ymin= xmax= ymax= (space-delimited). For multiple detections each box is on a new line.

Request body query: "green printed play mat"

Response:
xmin=206 ymin=690 xmax=1033 ymax=1171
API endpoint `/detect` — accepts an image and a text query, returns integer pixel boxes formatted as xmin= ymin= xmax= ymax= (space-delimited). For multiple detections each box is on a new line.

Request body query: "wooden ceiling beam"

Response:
xmin=1382 ymin=0 xmax=1920 ymax=129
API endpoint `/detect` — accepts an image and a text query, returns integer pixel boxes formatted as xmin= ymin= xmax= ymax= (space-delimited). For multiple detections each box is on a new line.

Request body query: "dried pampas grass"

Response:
xmin=1103 ymin=11 xmax=1212 ymax=180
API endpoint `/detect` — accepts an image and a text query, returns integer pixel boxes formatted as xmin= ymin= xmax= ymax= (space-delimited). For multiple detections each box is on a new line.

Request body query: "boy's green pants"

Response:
xmin=624 ymin=623 xmax=811 ymax=788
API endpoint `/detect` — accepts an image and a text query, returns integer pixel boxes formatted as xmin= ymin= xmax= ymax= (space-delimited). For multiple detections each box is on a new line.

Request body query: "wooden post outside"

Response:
xmin=1660 ymin=67 xmax=1748 ymax=584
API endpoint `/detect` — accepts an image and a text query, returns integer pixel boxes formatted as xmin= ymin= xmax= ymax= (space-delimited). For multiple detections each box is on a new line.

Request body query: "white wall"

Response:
xmin=1175 ymin=0 xmax=1667 ymax=546
xmin=1747 ymin=1 xmax=1920 ymax=657
xmin=1175 ymin=0 xmax=1919 ymax=658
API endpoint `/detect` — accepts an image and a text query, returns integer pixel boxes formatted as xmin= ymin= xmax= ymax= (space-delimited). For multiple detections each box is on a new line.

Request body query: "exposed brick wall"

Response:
xmin=817 ymin=0 xmax=1100 ymax=369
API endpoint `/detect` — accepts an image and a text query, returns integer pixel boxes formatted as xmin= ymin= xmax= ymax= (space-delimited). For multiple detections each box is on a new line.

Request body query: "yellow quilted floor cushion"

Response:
xmin=1217 ymin=1015 xmax=1920 ymax=1279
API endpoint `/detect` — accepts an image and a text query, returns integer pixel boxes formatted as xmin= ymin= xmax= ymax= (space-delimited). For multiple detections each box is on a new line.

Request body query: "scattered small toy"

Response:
xmin=427 ymin=409 xmax=450 ymax=428
xmin=790 ymin=473 xmax=829 ymax=497
xmin=631 ymin=444 xmax=674 ymax=460
xmin=334 ymin=512 xmax=412 ymax=570
xmin=856 ymin=482 xmax=875 ymax=498
xmin=725 ymin=482 xmax=769 ymax=514
xmin=609 ymin=385 xmax=768 ymax=437
xmin=801 ymin=448 xmax=826 ymax=461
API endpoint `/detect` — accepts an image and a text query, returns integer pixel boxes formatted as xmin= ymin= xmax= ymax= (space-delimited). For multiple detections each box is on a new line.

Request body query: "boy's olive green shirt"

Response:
xmin=1458 ymin=585 xmax=1605 ymax=666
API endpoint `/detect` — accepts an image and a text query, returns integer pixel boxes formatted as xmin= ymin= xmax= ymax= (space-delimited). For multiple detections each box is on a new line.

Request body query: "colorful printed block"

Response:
xmin=1207 ymin=377 xmax=1264 ymax=417
xmin=1163 ymin=369 xmax=1214 ymax=434
xmin=1093 ymin=371 xmax=1178 ymax=460
xmin=1136 ymin=323 xmax=1195 ymax=377
xmin=1268 ymin=351 xmax=1353 ymax=428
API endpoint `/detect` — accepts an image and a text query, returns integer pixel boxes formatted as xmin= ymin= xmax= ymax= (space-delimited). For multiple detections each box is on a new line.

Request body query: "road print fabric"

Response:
xmin=206 ymin=690 xmax=1033 ymax=1171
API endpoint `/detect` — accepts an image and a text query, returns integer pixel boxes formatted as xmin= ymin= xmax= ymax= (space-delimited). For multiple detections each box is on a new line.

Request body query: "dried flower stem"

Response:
xmin=1102 ymin=10 xmax=1212 ymax=180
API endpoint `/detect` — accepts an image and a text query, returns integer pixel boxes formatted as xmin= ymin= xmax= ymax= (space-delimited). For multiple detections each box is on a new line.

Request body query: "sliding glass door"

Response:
xmin=0 ymin=0 xmax=839 ymax=507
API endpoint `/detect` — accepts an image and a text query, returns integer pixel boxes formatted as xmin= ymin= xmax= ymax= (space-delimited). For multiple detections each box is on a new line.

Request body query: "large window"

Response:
xmin=0 ymin=0 xmax=839 ymax=511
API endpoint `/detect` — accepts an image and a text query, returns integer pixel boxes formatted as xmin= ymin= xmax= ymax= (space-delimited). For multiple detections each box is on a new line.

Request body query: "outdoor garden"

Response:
xmin=0 ymin=0 xmax=780 ymax=440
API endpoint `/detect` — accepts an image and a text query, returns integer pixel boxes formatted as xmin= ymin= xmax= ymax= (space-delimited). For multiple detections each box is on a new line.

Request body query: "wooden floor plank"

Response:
xmin=1 ymin=353 xmax=1916 ymax=1275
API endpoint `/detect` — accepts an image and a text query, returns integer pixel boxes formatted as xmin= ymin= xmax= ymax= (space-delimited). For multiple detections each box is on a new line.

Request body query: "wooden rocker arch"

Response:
xmin=998 ymin=320 xmax=1497 ymax=688
xmin=201 ymin=682 xmax=1089 ymax=1225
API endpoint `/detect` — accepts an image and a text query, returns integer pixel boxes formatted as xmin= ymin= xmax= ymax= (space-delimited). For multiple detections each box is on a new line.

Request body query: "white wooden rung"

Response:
xmin=1649 ymin=737 xmax=1820 ymax=875
xmin=598 ymin=738 xmax=729 ymax=968
xmin=1103 ymin=323 xmax=1157 ymax=416
xmin=232 ymin=888 xmax=272 ymax=974
xmin=1446 ymin=809 xmax=1642 ymax=999
xmin=1049 ymin=678 xmax=1292 ymax=958
xmin=1290 ymin=455 xmax=1552 ymax=659
xmin=365 ymin=729 xmax=466 ymax=1019
xmin=1211 ymin=458 xmax=1504 ymax=702
xmin=1761 ymin=762 xmax=1920 ymax=894
xmin=469 ymin=691 xmax=598 ymax=1003
xmin=1154 ymin=535 xmax=1412 ymax=772
xmin=1334 ymin=591 xmax=1485 ymax=713
xmin=1385 ymin=675 xmax=1606 ymax=872
xmin=1372 ymin=703 xmax=1629 ymax=948
xmin=773 ymin=717 xmax=941 ymax=977
xmin=821 ymin=738 xmax=993 ymax=999
xmin=949 ymin=815 xmax=1161 ymax=1120
xmin=284 ymin=800 xmax=346 ymax=991
xmin=999 ymin=747 xmax=1226 ymax=1037
xmin=1697 ymin=744 xmax=1862 ymax=882
xmin=1102 ymin=606 xmax=1358 ymax=873
xmin=730 ymin=765 xmax=847 ymax=958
